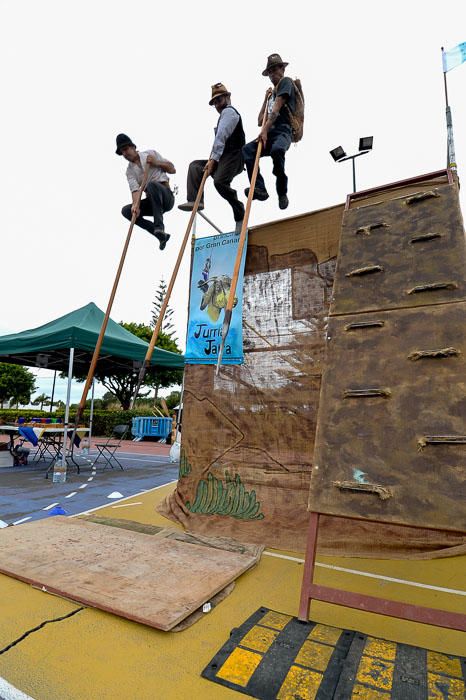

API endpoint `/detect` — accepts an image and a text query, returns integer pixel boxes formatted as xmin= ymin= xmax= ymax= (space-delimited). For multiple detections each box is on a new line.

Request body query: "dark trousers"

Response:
xmin=243 ymin=126 xmax=292 ymax=196
xmin=187 ymin=150 xmax=245 ymax=222
xmin=121 ymin=181 xmax=174 ymax=235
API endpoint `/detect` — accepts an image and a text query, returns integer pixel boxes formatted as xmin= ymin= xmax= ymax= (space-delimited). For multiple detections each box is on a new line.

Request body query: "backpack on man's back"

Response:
xmin=279 ymin=77 xmax=305 ymax=143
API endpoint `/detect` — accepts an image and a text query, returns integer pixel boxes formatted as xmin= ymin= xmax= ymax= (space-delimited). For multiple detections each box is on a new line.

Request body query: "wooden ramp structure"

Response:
xmin=308 ymin=169 xmax=466 ymax=531
xmin=300 ymin=169 xmax=466 ymax=630
xmin=0 ymin=517 xmax=262 ymax=631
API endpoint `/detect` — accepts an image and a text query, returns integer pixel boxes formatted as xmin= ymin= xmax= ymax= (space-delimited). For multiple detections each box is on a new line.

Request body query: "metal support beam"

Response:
xmin=198 ymin=210 xmax=223 ymax=234
xmin=299 ymin=512 xmax=466 ymax=631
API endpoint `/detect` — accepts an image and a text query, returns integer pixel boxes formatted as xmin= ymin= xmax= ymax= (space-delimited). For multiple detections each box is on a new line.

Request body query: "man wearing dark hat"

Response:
xmin=243 ymin=53 xmax=296 ymax=210
xmin=178 ymin=83 xmax=245 ymax=233
xmin=116 ymin=134 xmax=175 ymax=250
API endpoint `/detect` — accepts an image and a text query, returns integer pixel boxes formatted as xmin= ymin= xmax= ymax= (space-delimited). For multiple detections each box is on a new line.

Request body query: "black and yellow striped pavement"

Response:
xmin=202 ymin=607 xmax=466 ymax=699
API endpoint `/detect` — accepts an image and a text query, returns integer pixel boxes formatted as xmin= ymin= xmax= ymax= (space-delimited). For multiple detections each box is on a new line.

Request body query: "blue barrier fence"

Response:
xmin=132 ymin=416 xmax=172 ymax=440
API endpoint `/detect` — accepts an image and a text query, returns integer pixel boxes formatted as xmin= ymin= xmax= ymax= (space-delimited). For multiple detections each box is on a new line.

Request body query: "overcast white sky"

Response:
xmin=1 ymin=0 xmax=465 ymax=403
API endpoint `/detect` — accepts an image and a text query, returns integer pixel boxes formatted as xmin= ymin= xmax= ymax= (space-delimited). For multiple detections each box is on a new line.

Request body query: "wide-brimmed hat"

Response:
xmin=262 ymin=53 xmax=289 ymax=76
xmin=209 ymin=82 xmax=231 ymax=106
xmin=197 ymin=279 xmax=209 ymax=292
xmin=115 ymin=133 xmax=136 ymax=155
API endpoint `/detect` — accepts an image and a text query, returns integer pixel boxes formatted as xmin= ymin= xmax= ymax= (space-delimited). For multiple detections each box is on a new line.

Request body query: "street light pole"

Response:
xmin=330 ymin=137 xmax=373 ymax=193
xmin=334 ymin=151 xmax=370 ymax=192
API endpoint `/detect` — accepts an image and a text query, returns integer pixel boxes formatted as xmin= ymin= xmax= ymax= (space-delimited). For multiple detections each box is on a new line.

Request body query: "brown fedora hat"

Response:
xmin=262 ymin=53 xmax=289 ymax=76
xmin=209 ymin=82 xmax=231 ymax=106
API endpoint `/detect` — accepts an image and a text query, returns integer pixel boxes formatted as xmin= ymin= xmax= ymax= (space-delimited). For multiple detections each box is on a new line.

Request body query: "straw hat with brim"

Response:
xmin=262 ymin=53 xmax=289 ymax=76
xmin=115 ymin=133 xmax=136 ymax=155
xmin=209 ymin=83 xmax=231 ymax=106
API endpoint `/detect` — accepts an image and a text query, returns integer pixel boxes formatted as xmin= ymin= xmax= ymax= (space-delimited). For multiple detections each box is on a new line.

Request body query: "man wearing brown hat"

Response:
xmin=243 ymin=53 xmax=296 ymax=210
xmin=116 ymin=133 xmax=175 ymax=250
xmin=179 ymin=83 xmax=245 ymax=233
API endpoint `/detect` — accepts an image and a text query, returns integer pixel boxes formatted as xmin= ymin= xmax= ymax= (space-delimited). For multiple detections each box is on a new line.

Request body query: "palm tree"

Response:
xmin=32 ymin=393 xmax=51 ymax=411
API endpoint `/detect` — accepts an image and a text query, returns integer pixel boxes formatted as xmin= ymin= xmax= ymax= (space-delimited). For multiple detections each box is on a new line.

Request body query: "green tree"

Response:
xmin=73 ymin=322 xmax=183 ymax=410
xmin=101 ymin=391 xmax=120 ymax=409
xmin=32 ymin=393 xmax=51 ymax=410
xmin=0 ymin=363 xmax=37 ymax=408
xmin=164 ymin=390 xmax=181 ymax=410
xmin=151 ymin=278 xmax=177 ymax=340
xmin=121 ymin=322 xmax=183 ymax=404
xmin=79 ymin=392 xmax=119 ymax=410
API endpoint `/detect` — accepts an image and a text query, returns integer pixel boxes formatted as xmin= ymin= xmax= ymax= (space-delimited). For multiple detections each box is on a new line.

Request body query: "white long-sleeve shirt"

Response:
xmin=126 ymin=149 xmax=169 ymax=192
xmin=210 ymin=107 xmax=240 ymax=162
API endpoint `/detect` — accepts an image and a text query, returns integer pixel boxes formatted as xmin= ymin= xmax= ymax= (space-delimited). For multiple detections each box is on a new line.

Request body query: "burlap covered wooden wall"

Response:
xmin=159 ymin=205 xmax=342 ymax=551
xmin=160 ymin=183 xmax=466 ymax=556
xmin=310 ymin=172 xmax=466 ymax=533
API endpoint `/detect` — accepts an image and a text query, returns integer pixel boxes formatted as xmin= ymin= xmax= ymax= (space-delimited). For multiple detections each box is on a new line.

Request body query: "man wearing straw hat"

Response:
xmin=179 ymin=83 xmax=246 ymax=233
xmin=116 ymin=133 xmax=175 ymax=250
xmin=243 ymin=53 xmax=296 ymax=210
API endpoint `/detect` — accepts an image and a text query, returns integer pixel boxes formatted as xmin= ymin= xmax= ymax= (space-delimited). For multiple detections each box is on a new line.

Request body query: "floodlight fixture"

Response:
xmin=329 ymin=136 xmax=374 ymax=192
xmin=359 ymin=136 xmax=373 ymax=152
xmin=330 ymin=146 xmax=346 ymax=162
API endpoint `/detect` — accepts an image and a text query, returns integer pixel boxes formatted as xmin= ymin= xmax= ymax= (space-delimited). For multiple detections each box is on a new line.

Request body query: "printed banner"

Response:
xmin=185 ymin=231 xmax=247 ymax=364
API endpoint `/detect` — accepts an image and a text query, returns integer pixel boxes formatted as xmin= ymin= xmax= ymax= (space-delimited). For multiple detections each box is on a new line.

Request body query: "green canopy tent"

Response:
xmin=0 ymin=302 xmax=184 ymax=374
xmin=0 ymin=302 xmax=184 ymax=447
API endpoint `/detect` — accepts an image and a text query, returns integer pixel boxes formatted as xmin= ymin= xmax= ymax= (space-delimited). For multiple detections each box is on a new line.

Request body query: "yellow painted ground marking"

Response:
xmin=356 ymin=656 xmax=394 ymax=692
xmin=295 ymin=640 xmax=334 ymax=672
xmin=427 ymin=651 xmax=463 ymax=679
xmin=364 ymin=637 xmax=397 ymax=662
xmin=351 ymin=684 xmax=391 ymax=699
xmin=216 ymin=647 xmax=262 ymax=687
xmin=259 ymin=610 xmax=292 ymax=630
xmin=427 ymin=672 xmax=465 ymax=699
xmin=239 ymin=625 xmax=279 ymax=653
xmin=308 ymin=623 xmax=342 ymax=646
xmin=277 ymin=665 xmax=323 ymax=700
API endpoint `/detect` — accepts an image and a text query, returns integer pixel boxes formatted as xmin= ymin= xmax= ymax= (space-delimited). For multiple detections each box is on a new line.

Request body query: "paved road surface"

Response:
xmin=0 ymin=449 xmax=178 ymax=525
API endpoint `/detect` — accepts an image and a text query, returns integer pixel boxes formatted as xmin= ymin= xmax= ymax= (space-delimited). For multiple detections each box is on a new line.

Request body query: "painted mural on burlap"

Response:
xmin=159 ymin=208 xmax=340 ymax=551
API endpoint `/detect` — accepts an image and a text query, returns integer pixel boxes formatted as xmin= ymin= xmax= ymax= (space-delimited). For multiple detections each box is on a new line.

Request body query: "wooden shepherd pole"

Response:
xmin=130 ymin=170 xmax=209 ymax=408
xmin=215 ymin=112 xmax=268 ymax=374
xmin=74 ymin=163 xmax=150 ymax=428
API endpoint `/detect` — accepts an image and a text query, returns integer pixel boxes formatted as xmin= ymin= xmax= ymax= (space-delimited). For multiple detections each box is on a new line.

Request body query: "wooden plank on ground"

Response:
xmin=0 ymin=517 xmax=262 ymax=631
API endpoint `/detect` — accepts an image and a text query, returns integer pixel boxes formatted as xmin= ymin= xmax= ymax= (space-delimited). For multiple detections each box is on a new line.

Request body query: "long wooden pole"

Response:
xmin=130 ymin=170 xmax=208 ymax=408
xmin=74 ymin=163 xmax=150 ymax=427
xmin=215 ymin=112 xmax=267 ymax=374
